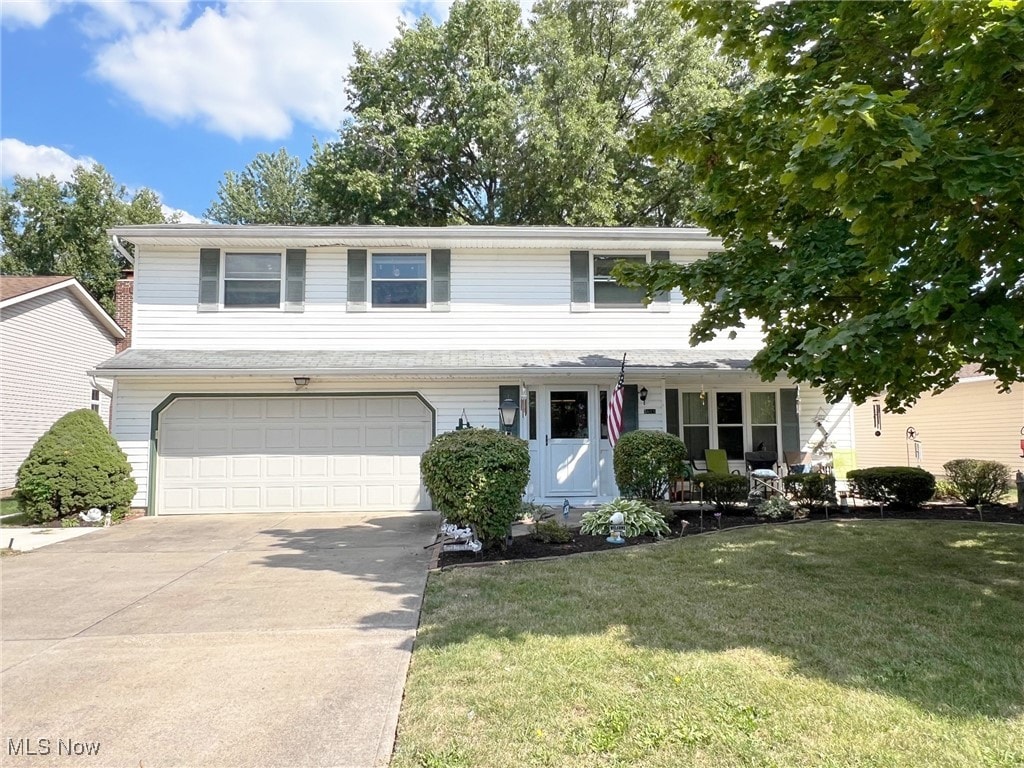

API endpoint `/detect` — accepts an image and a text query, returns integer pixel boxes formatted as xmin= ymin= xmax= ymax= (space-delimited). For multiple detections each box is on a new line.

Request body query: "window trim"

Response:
xmin=369 ymin=250 xmax=431 ymax=310
xmin=678 ymin=388 xmax=784 ymax=463
xmin=90 ymin=388 xmax=101 ymax=413
xmin=221 ymin=251 xmax=285 ymax=311
xmin=590 ymin=251 xmax=649 ymax=309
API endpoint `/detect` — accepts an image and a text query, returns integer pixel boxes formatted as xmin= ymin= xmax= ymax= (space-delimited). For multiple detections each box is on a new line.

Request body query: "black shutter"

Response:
xmin=284 ymin=249 xmax=306 ymax=312
xmin=623 ymin=384 xmax=639 ymax=433
xmin=570 ymin=250 xmax=590 ymax=308
xmin=780 ymin=388 xmax=801 ymax=453
xmin=498 ymin=384 xmax=520 ymax=434
xmin=347 ymin=249 xmax=367 ymax=311
xmin=431 ymin=249 xmax=450 ymax=311
xmin=665 ymin=388 xmax=680 ymax=437
xmin=651 ymin=251 xmax=670 ymax=304
xmin=198 ymin=248 xmax=220 ymax=310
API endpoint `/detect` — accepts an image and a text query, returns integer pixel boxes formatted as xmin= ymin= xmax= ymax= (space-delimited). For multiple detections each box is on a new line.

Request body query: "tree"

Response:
xmin=306 ymin=0 xmax=741 ymax=225
xmin=618 ymin=0 xmax=1024 ymax=411
xmin=1 ymin=164 xmax=170 ymax=311
xmin=205 ymin=148 xmax=312 ymax=224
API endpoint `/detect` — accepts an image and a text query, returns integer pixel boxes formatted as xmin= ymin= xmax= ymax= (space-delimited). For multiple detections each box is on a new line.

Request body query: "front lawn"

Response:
xmin=0 ymin=497 xmax=29 ymax=526
xmin=394 ymin=521 xmax=1024 ymax=767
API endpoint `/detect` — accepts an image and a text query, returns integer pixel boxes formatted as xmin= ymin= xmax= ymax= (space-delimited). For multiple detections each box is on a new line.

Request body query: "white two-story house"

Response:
xmin=94 ymin=225 xmax=854 ymax=515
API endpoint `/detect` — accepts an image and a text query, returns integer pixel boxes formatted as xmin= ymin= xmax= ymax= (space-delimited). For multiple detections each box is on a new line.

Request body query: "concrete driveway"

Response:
xmin=1 ymin=511 xmax=439 ymax=768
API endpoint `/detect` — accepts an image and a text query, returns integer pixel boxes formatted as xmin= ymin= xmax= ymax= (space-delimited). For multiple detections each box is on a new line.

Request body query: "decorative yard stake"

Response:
xmin=562 ymin=498 xmax=570 ymax=524
xmin=606 ymin=511 xmax=626 ymax=545
xmin=699 ymin=481 xmax=705 ymax=533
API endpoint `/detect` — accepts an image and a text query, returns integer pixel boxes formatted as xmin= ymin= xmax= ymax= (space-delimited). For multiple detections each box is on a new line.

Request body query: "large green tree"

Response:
xmin=619 ymin=0 xmax=1024 ymax=410
xmin=306 ymin=0 xmax=741 ymax=225
xmin=1 ymin=164 xmax=170 ymax=311
xmin=205 ymin=148 xmax=312 ymax=224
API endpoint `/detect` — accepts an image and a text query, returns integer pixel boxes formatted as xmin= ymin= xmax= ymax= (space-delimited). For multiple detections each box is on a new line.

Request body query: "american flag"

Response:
xmin=608 ymin=354 xmax=626 ymax=447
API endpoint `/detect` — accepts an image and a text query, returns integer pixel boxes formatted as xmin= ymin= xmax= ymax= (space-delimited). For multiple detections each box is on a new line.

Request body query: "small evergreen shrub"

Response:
xmin=579 ymin=498 xmax=671 ymax=538
xmin=420 ymin=428 xmax=530 ymax=548
xmin=847 ymin=466 xmax=935 ymax=509
xmin=533 ymin=519 xmax=573 ymax=544
xmin=16 ymin=409 xmax=137 ymax=524
xmin=692 ymin=473 xmax=748 ymax=510
xmin=942 ymin=459 xmax=1012 ymax=506
xmin=782 ymin=472 xmax=837 ymax=506
xmin=613 ymin=430 xmax=688 ymax=500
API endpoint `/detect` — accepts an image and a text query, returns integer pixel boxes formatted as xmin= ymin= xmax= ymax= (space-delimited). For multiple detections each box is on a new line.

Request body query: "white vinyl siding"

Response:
xmin=130 ymin=246 xmax=764 ymax=351
xmin=0 ymin=290 xmax=117 ymax=489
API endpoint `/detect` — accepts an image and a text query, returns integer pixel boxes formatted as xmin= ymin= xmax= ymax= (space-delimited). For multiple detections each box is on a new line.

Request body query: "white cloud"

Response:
xmin=92 ymin=1 xmax=448 ymax=141
xmin=0 ymin=138 xmax=95 ymax=181
xmin=160 ymin=203 xmax=201 ymax=224
xmin=0 ymin=0 xmax=60 ymax=28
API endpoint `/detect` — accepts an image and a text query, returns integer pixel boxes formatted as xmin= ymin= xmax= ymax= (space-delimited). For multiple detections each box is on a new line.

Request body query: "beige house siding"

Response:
xmin=0 ymin=290 xmax=116 ymax=491
xmin=853 ymin=380 xmax=1023 ymax=477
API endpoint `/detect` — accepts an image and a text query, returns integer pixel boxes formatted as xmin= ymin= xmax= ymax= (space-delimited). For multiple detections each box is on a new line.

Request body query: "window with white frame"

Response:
xmin=750 ymin=391 xmax=779 ymax=453
xmin=371 ymin=253 xmax=427 ymax=308
xmin=715 ymin=392 xmax=744 ymax=460
xmin=224 ymin=253 xmax=282 ymax=308
xmin=592 ymin=254 xmax=647 ymax=308
xmin=90 ymin=389 xmax=101 ymax=413
xmin=681 ymin=392 xmax=710 ymax=460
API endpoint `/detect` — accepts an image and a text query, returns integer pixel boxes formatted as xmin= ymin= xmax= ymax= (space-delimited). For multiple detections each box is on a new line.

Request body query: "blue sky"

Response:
xmin=1 ymin=1 xmax=452 ymax=221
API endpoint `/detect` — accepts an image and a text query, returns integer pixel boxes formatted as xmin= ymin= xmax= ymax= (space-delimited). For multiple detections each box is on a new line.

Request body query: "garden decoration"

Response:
xmin=439 ymin=521 xmax=483 ymax=553
xmin=606 ymin=511 xmax=626 ymax=545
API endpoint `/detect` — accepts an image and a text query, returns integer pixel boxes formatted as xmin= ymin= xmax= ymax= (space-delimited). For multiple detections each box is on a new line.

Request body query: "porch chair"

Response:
xmin=704 ymin=448 xmax=740 ymax=476
xmin=783 ymin=451 xmax=812 ymax=476
xmin=745 ymin=450 xmax=782 ymax=500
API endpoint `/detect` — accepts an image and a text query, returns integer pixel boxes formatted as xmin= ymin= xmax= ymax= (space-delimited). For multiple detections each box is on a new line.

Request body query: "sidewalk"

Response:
xmin=1 ymin=525 xmax=101 ymax=552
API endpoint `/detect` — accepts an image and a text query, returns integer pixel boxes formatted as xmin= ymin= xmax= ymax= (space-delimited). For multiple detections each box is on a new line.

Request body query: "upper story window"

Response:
xmin=570 ymin=249 xmax=670 ymax=312
xmin=592 ymin=254 xmax=647 ymax=308
xmin=198 ymin=248 xmax=305 ymax=312
xmin=371 ymin=253 xmax=428 ymax=308
xmin=224 ymin=253 xmax=282 ymax=308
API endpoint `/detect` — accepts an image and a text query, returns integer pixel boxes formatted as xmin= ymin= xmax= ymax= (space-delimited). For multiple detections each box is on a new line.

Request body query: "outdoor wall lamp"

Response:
xmin=293 ymin=376 xmax=310 ymax=388
xmin=639 ymin=386 xmax=648 ymax=404
xmin=499 ymin=398 xmax=519 ymax=434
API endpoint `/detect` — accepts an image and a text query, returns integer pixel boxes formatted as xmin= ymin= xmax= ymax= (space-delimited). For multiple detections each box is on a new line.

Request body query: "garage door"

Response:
xmin=155 ymin=395 xmax=432 ymax=514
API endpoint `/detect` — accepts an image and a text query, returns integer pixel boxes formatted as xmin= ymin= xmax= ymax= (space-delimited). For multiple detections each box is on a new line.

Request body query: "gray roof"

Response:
xmin=94 ymin=349 xmax=758 ymax=376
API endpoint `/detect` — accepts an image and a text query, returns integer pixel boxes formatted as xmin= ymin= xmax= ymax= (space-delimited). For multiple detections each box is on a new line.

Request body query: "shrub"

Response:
xmin=420 ymin=428 xmax=530 ymax=548
xmin=782 ymin=472 xmax=837 ymax=506
xmin=533 ymin=519 xmax=573 ymax=544
xmin=847 ymin=466 xmax=936 ymax=509
xmin=16 ymin=409 xmax=137 ymax=525
xmin=692 ymin=473 xmax=748 ymax=510
xmin=755 ymin=495 xmax=793 ymax=520
xmin=579 ymin=498 xmax=671 ymax=538
xmin=613 ymin=430 xmax=688 ymax=500
xmin=942 ymin=459 xmax=1012 ymax=506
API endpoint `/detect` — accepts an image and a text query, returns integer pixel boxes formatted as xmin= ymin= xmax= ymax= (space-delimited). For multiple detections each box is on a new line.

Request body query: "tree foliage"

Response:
xmin=205 ymin=148 xmax=312 ymax=224
xmin=306 ymin=0 xmax=741 ymax=226
xmin=618 ymin=0 xmax=1024 ymax=410
xmin=1 ymin=164 xmax=169 ymax=311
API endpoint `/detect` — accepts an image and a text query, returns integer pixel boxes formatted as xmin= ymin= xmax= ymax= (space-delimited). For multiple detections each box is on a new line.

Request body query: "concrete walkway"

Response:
xmin=2 ymin=525 xmax=101 ymax=552
xmin=0 ymin=511 xmax=439 ymax=768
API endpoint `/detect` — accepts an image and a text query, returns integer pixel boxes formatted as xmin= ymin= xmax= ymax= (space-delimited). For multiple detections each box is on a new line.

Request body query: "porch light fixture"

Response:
xmin=639 ymin=386 xmax=648 ymax=404
xmin=499 ymin=398 xmax=519 ymax=434
xmin=293 ymin=376 xmax=310 ymax=388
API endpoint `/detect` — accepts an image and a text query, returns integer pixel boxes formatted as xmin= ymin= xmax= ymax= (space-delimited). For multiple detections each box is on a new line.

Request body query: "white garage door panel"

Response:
xmin=156 ymin=396 xmax=432 ymax=514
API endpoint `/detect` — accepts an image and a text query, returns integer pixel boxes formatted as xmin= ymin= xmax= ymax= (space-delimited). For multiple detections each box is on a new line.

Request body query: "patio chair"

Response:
xmin=783 ymin=451 xmax=811 ymax=475
xmin=704 ymin=448 xmax=740 ymax=476
xmin=745 ymin=450 xmax=782 ymax=499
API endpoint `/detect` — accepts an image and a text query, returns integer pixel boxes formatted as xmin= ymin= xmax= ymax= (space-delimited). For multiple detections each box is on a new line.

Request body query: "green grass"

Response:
xmin=393 ymin=521 xmax=1024 ymax=768
xmin=0 ymin=497 xmax=29 ymax=526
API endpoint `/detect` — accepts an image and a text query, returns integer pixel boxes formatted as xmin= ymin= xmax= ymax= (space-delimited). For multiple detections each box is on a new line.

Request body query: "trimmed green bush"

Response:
xmin=847 ymin=466 xmax=936 ymax=509
xmin=420 ymin=428 xmax=530 ymax=548
xmin=533 ymin=519 xmax=573 ymax=544
xmin=613 ymin=430 xmax=688 ymax=500
xmin=782 ymin=472 xmax=837 ymax=506
xmin=16 ymin=409 xmax=137 ymax=524
xmin=692 ymin=472 xmax=748 ymax=510
xmin=579 ymin=498 xmax=670 ymax=538
xmin=942 ymin=459 xmax=1012 ymax=506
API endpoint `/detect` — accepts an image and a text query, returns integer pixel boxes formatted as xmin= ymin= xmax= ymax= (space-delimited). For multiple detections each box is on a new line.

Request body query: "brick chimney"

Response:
xmin=114 ymin=270 xmax=134 ymax=353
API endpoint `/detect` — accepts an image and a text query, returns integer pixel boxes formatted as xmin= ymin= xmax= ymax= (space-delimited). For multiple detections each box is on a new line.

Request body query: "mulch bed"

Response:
xmin=436 ymin=502 xmax=1023 ymax=568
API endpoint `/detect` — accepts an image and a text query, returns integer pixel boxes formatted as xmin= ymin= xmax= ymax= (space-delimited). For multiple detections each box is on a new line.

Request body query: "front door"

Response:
xmin=542 ymin=387 xmax=598 ymax=496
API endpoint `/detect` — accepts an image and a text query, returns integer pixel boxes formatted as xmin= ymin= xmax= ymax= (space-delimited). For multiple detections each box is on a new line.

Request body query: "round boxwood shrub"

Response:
xmin=847 ymin=466 xmax=936 ymax=509
xmin=692 ymin=472 xmax=748 ymax=510
xmin=16 ymin=409 xmax=137 ymax=524
xmin=613 ymin=430 xmax=688 ymax=500
xmin=942 ymin=459 xmax=1012 ymax=506
xmin=420 ymin=428 xmax=530 ymax=548
xmin=782 ymin=472 xmax=837 ymax=507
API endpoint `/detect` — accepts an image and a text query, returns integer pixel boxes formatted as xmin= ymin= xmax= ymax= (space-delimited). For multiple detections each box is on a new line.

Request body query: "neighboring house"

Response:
xmin=0 ymin=276 xmax=125 ymax=492
xmin=853 ymin=367 xmax=1023 ymax=477
xmin=94 ymin=225 xmax=854 ymax=515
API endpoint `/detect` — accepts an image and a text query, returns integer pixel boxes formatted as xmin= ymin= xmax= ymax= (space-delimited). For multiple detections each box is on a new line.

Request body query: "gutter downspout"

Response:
xmin=89 ymin=375 xmax=113 ymax=398
xmin=111 ymin=234 xmax=134 ymax=266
